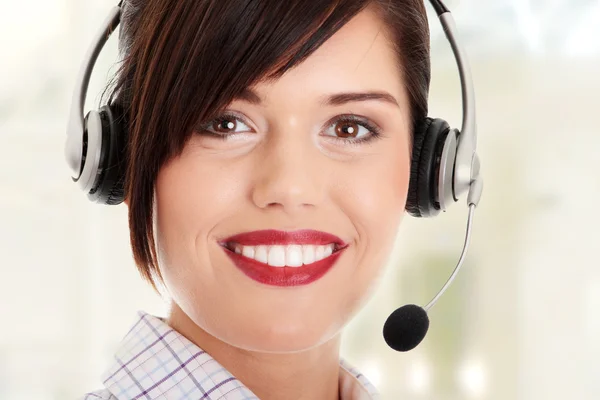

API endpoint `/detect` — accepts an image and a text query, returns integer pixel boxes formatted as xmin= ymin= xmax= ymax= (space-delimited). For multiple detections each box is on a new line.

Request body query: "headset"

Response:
xmin=65 ymin=0 xmax=483 ymax=351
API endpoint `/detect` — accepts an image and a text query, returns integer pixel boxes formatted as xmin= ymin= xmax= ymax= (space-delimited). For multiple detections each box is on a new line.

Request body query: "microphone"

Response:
xmin=383 ymin=198 xmax=479 ymax=352
xmin=383 ymin=304 xmax=429 ymax=352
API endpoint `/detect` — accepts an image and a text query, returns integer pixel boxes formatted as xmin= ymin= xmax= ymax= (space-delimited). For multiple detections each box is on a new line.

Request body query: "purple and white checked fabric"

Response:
xmin=80 ymin=311 xmax=380 ymax=400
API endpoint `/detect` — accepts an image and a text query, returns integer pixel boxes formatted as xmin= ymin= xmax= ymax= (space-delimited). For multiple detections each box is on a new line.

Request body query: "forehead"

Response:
xmin=250 ymin=6 xmax=404 ymax=106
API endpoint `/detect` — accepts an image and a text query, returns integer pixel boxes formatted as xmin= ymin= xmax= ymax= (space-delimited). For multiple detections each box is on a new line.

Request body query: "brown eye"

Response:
xmin=199 ymin=113 xmax=252 ymax=136
xmin=323 ymin=115 xmax=376 ymax=142
xmin=212 ymin=117 xmax=237 ymax=133
xmin=335 ymin=121 xmax=360 ymax=138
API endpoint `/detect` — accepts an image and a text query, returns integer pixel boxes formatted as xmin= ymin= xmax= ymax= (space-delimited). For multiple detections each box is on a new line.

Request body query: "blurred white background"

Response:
xmin=1 ymin=0 xmax=599 ymax=399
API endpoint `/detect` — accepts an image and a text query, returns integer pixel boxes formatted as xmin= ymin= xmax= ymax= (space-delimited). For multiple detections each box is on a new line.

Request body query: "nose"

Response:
xmin=251 ymin=129 xmax=324 ymax=215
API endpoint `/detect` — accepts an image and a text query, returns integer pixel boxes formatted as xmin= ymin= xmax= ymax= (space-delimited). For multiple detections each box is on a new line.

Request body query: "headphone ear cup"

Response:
xmin=406 ymin=118 xmax=451 ymax=218
xmin=88 ymin=104 xmax=127 ymax=205
xmin=407 ymin=118 xmax=433 ymax=217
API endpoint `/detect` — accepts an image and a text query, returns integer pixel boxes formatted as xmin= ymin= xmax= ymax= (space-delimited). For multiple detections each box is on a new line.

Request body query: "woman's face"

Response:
xmin=154 ymin=7 xmax=411 ymax=352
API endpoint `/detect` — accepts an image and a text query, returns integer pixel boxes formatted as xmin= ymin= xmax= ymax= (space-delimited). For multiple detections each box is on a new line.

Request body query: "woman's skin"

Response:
xmin=136 ymin=5 xmax=412 ymax=400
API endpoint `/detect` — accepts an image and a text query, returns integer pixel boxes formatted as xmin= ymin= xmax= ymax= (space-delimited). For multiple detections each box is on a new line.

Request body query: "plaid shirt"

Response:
xmin=80 ymin=311 xmax=380 ymax=400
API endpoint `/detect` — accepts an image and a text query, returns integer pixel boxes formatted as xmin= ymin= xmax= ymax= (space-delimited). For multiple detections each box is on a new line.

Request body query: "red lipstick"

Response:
xmin=218 ymin=229 xmax=348 ymax=287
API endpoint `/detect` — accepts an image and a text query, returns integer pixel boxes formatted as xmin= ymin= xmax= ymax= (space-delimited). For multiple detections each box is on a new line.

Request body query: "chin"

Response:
xmin=224 ymin=320 xmax=339 ymax=353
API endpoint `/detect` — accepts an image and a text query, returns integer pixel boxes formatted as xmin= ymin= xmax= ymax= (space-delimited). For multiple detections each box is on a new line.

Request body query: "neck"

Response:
xmin=166 ymin=303 xmax=341 ymax=400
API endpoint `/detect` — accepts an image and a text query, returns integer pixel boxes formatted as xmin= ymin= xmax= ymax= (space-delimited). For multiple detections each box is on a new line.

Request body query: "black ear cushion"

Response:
xmin=406 ymin=118 xmax=450 ymax=218
xmin=90 ymin=104 xmax=127 ymax=205
xmin=406 ymin=118 xmax=433 ymax=217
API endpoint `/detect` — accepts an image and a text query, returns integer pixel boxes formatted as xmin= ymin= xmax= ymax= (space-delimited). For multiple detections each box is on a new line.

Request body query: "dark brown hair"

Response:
xmin=105 ymin=0 xmax=431 ymax=293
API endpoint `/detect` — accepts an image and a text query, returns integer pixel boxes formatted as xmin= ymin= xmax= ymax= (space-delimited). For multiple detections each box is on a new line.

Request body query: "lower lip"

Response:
xmin=221 ymin=246 xmax=345 ymax=287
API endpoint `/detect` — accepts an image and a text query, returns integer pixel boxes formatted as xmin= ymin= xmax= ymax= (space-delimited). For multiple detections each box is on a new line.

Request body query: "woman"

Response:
xmin=79 ymin=0 xmax=432 ymax=398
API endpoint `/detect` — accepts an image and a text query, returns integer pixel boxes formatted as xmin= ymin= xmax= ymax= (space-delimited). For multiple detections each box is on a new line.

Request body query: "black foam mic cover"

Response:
xmin=383 ymin=304 xmax=429 ymax=352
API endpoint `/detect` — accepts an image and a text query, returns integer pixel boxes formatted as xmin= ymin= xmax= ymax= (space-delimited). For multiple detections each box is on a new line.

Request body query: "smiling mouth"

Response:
xmin=222 ymin=242 xmax=344 ymax=267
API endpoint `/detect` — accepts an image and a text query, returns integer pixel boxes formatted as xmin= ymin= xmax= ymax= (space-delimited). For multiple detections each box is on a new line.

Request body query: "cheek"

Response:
xmin=337 ymin=143 xmax=411 ymax=300
xmin=153 ymin=151 xmax=247 ymax=275
xmin=156 ymin=159 xmax=240 ymax=229
xmin=351 ymin=169 xmax=408 ymax=227
xmin=344 ymin=147 xmax=410 ymax=243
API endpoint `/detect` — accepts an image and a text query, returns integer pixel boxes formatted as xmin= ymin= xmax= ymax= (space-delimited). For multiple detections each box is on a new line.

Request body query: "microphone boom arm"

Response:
xmin=424 ymin=205 xmax=474 ymax=311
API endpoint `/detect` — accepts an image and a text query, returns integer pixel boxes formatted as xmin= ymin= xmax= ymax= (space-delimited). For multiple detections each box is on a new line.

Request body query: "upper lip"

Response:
xmin=219 ymin=229 xmax=348 ymax=249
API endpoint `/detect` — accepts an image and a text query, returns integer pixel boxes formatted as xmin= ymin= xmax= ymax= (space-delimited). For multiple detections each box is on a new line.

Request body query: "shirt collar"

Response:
xmin=100 ymin=310 xmax=379 ymax=400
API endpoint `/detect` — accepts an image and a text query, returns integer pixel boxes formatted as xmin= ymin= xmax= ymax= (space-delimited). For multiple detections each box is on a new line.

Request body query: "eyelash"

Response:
xmin=198 ymin=112 xmax=384 ymax=146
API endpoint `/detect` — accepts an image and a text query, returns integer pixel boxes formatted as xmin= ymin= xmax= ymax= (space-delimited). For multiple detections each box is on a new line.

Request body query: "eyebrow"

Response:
xmin=236 ymin=87 xmax=400 ymax=108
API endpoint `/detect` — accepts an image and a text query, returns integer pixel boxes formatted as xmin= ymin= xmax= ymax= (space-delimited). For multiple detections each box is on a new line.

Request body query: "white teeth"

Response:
xmin=242 ymin=246 xmax=255 ymax=258
xmin=315 ymin=245 xmax=325 ymax=260
xmin=302 ymin=245 xmax=316 ymax=265
xmin=229 ymin=244 xmax=337 ymax=267
xmin=254 ymin=245 xmax=268 ymax=263
xmin=267 ymin=246 xmax=286 ymax=267
xmin=286 ymin=245 xmax=303 ymax=267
